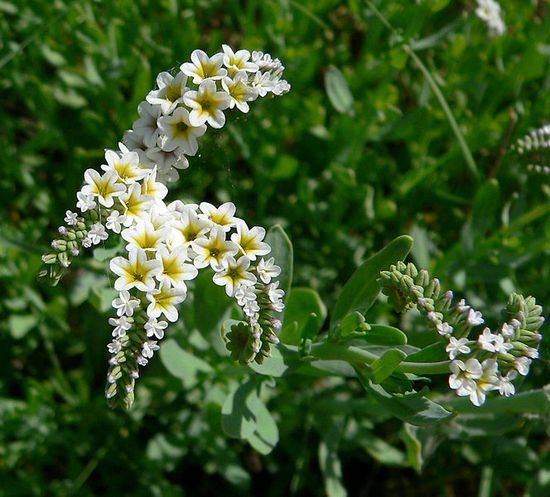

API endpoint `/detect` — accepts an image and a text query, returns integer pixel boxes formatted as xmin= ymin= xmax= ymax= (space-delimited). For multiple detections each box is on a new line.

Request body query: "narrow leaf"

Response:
xmin=371 ymin=349 xmax=407 ymax=384
xmin=331 ymin=235 xmax=413 ymax=331
xmin=362 ymin=324 xmax=407 ymax=346
xmin=265 ymin=225 xmax=293 ymax=297
xmin=324 ymin=65 xmax=354 ymax=116
xmin=365 ymin=381 xmax=454 ymax=426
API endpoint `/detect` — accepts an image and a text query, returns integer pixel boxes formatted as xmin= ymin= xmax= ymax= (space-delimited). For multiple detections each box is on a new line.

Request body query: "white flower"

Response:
xmin=445 ymin=337 xmax=471 ymax=360
xmin=157 ymin=106 xmax=207 ymax=155
xmin=267 ymin=280 xmax=285 ymax=306
xmin=87 ymin=223 xmax=109 ymax=245
xmin=142 ymin=340 xmax=160 ymax=359
xmin=76 ymin=192 xmax=96 ymax=212
xmin=191 ymin=227 xmax=240 ymax=269
xmin=112 ymin=290 xmax=140 ymax=317
xmin=222 ymin=71 xmax=259 ymax=113
xmin=155 ymin=245 xmax=198 ymax=288
xmin=477 ymin=327 xmax=497 ymax=352
xmin=436 ymin=322 xmax=453 ymax=336
xmin=106 ymin=210 xmax=125 ymax=234
xmin=500 ymin=322 xmax=516 ymax=339
xmin=107 ymin=340 xmax=122 ymax=354
xmin=101 ymin=149 xmax=148 ymax=184
xmin=180 ymin=49 xmax=227 ymax=84
xmin=64 ymin=210 xmax=78 ymax=226
xmin=146 ymin=281 xmax=187 ymax=322
xmin=213 ymin=255 xmax=257 ymax=296
xmin=132 ymin=100 xmax=162 ymax=147
xmin=492 ymin=334 xmax=513 ymax=355
xmin=81 ymin=169 xmax=126 ymax=208
xmin=119 ymin=182 xmax=154 ymax=226
xmin=144 ymin=317 xmax=168 ymax=340
xmin=256 ymin=257 xmax=281 ymax=284
xmin=514 ymin=356 xmax=532 ymax=376
xmin=121 ymin=220 xmax=169 ymax=253
xmin=146 ymin=71 xmax=188 ymax=115
xmin=199 ymin=201 xmax=236 ymax=231
xmin=475 ymin=0 xmax=506 ymax=36
xmin=234 ymin=283 xmax=257 ymax=306
xmin=170 ymin=208 xmax=211 ymax=246
xmin=222 ymin=45 xmax=259 ymax=76
xmin=183 ymin=79 xmax=231 ymax=129
xmin=467 ymin=309 xmax=484 ymax=327
xmin=449 ymin=358 xmax=482 ymax=396
xmin=108 ymin=315 xmax=133 ymax=338
xmin=110 ymin=248 xmax=162 ymax=292
xmin=230 ymin=221 xmax=270 ymax=261
xmin=497 ymin=370 xmax=517 ymax=397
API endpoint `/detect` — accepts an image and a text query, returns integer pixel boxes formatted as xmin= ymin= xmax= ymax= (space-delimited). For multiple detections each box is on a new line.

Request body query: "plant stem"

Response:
xmin=365 ymin=0 xmax=480 ymax=182
xmin=309 ymin=342 xmax=450 ymax=375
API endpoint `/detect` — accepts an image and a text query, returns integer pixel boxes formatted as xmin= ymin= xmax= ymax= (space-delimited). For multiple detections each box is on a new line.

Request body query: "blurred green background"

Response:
xmin=1 ymin=0 xmax=549 ymax=495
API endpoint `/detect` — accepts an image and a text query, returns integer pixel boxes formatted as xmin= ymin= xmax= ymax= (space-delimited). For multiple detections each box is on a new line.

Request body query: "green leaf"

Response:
xmin=194 ymin=269 xmax=232 ymax=336
xmin=159 ymin=339 xmax=213 ymax=389
xmin=362 ymin=324 xmax=408 ymax=346
xmin=265 ymin=225 xmax=293 ymax=297
xmin=319 ymin=424 xmax=348 ymax=497
xmin=247 ymin=346 xmax=288 ymax=377
xmin=331 ymin=235 xmax=413 ymax=331
xmin=371 ymin=349 xmax=407 ymax=384
xmin=9 ymin=314 xmax=38 ymax=339
xmin=337 ymin=311 xmax=366 ymax=338
xmin=221 ymin=380 xmax=279 ymax=455
xmin=365 ymin=381 xmax=454 ymax=426
xmin=463 ymin=179 xmax=500 ymax=249
xmin=405 ymin=342 xmax=447 ymax=363
xmin=279 ymin=288 xmax=326 ymax=345
xmin=324 ymin=65 xmax=354 ymax=116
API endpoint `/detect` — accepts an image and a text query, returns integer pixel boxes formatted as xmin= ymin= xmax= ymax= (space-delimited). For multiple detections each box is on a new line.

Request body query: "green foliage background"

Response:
xmin=1 ymin=0 xmax=549 ymax=495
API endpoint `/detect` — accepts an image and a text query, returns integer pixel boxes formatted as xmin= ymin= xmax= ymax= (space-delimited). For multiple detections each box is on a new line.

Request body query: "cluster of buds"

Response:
xmin=513 ymin=124 xmax=550 ymax=176
xmin=379 ymin=262 xmax=544 ymax=406
xmin=40 ymin=46 xmax=290 ymax=408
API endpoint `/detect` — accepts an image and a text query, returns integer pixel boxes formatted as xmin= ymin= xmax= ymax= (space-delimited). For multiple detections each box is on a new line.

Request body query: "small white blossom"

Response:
xmin=112 ymin=290 xmax=140 ymax=317
xmin=436 ymin=322 xmax=453 ymax=336
xmin=467 ymin=309 xmax=485 ymax=327
xmin=109 ymin=315 xmax=133 ymax=338
xmin=64 ymin=210 xmax=78 ymax=226
xmin=144 ymin=318 xmax=169 ymax=340
xmin=446 ymin=337 xmax=471 ymax=360
xmin=256 ymin=257 xmax=281 ymax=284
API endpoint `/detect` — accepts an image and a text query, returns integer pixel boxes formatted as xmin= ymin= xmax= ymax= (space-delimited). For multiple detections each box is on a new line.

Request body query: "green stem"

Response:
xmin=478 ymin=466 xmax=494 ymax=497
xmin=309 ymin=342 xmax=450 ymax=375
xmin=365 ymin=0 xmax=480 ymax=182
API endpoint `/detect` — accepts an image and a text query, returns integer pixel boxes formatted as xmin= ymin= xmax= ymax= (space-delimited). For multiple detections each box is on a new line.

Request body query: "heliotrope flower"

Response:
xmin=40 ymin=45 xmax=291 ymax=409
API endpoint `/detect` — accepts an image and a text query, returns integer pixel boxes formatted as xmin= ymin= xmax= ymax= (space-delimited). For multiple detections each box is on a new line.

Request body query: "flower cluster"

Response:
xmin=513 ymin=124 xmax=550 ymax=176
xmin=379 ymin=262 xmax=544 ymax=406
xmin=123 ymin=45 xmax=290 ymax=183
xmin=40 ymin=46 xmax=290 ymax=409
xmin=474 ymin=0 xmax=506 ymax=36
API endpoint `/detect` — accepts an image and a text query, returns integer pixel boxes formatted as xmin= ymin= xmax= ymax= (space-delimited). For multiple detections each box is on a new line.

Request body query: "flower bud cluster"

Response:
xmin=513 ymin=124 xmax=550 ymax=176
xmin=40 ymin=46 xmax=290 ymax=409
xmin=379 ymin=261 xmax=544 ymax=406
xmin=39 ymin=209 xmax=104 ymax=284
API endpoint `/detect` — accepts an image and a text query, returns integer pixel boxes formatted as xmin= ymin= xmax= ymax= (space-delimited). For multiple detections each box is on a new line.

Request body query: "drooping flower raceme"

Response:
xmin=40 ymin=46 xmax=290 ymax=409
xmin=379 ymin=262 xmax=544 ymax=406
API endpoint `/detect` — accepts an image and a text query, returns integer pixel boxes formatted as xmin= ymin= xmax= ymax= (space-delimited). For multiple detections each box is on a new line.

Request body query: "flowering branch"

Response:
xmin=378 ymin=261 xmax=544 ymax=406
xmin=39 ymin=45 xmax=290 ymax=408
